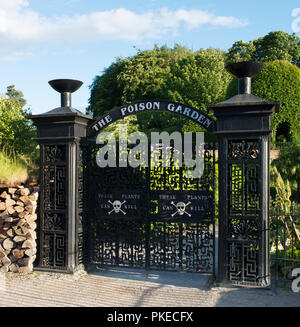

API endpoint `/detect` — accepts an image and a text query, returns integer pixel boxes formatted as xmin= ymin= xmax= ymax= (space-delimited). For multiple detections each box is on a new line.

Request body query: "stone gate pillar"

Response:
xmin=29 ymin=79 xmax=93 ymax=273
xmin=209 ymin=62 xmax=279 ymax=286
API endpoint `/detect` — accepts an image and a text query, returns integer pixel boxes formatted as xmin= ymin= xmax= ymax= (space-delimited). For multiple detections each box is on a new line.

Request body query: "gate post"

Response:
xmin=209 ymin=62 xmax=279 ymax=286
xmin=29 ymin=79 xmax=93 ymax=273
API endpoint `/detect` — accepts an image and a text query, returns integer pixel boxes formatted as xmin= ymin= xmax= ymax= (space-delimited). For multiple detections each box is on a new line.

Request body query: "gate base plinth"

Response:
xmin=33 ymin=264 xmax=87 ymax=275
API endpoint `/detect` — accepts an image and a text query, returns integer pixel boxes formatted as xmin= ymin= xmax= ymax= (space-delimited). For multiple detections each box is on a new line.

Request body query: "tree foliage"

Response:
xmin=271 ymin=139 xmax=300 ymax=202
xmin=6 ymin=85 xmax=26 ymax=109
xmin=0 ymin=86 xmax=36 ymax=157
xmin=251 ymin=60 xmax=300 ymax=142
xmin=88 ymin=45 xmax=234 ymax=134
xmin=87 ymin=60 xmax=125 ymax=116
xmin=226 ymin=31 xmax=300 ymax=66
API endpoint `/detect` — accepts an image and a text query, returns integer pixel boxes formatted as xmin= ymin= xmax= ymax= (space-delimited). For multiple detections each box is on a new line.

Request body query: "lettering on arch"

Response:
xmin=87 ymin=100 xmax=216 ymax=137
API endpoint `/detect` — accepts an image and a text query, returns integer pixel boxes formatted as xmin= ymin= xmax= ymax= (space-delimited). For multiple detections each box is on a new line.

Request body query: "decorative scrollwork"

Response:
xmin=228 ymin=140 xmax=260 ymax=160
xmin=228 ymin=218 xmax=259 ymax=240
xmin=44 ymin=213 xmax=65 ymax=231
xmin=44 ymin=145 xmax=66 ymax=162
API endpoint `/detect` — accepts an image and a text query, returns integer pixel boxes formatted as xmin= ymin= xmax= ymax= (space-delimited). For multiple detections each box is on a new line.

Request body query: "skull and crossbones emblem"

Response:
xmin=171 ymin=201 xmax=191 ymax=217
xmin=108 ymin=200 xmax=126 ymax=215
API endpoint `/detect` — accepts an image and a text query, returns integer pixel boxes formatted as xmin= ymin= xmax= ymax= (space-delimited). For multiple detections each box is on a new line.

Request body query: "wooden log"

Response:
xmin=22 ymin=240 xmax=34 ymax=249
xmin=1 ymin=255 xmax=11 ymax=266
xmin=2 ymin=238 xmax=14 ymax=250
xmin=14 ymin=206 xmax=24 ymax=213
xmin=25 ymin=214 xmax=37 ymax=223
xmin=29 ymin=192 xmax=38 ymax=201
xmin=15 ymin=185 xmax=24 ymax=189
xmin=4 ymin=249 xmax=11 ymax=256
xmin=0 ymin=191 xmax=10 ymax=199
xmin=16 ymin=200 xmax=24 ymax=207
xmin=12 ymin=249 xmax=24 ymax=259
xmin=14 ymin=228 xmax=25 ymax=236
xmin=1 ymin=266 xmax=8 ymax=272
xmin=18 ymin=211 xmax=27 ymax=219
xmin=19 ymin=197 xmax=37 ymax=207
xmin=20 ymin=226 xmax=29 ymax=234
xmin=0 ymin=202 xmax=6 ymax=210
xmin=4 ymin=217 xmax=13 ymax=223
xmin=27 ymin=221 xmax=37 ymax=230
xmin=24 ymin=205 xmax=36 ymax=214
xmin=25 ymin=230 xmax=36 ymax=241
xmin=17 ymin=219 xmax=26 ymax=227
xmin=6 ymin=229 xmax=14 ymax=238
xmin=9 ymin=263 xmax=19 ymax=272
xmin=16 ymin=188 xmax=30 ymax=196
xmin=12 ymin=194 xmax=20 ymax=200
xmin=27 ymin=199 xmax=37 ymax=206
xmin=19 ymin=196 xmax=29 ymax=204
xmin=25 ymin=248 xmax=36 ymax=256
xmin=5 ymin=198 xmax=16 ymax=207
xmin=6 ymin=206 xmax=15 ymax=215
xmin=13 ymin=236 xmax=27 ymax=243
xmin=8 ymin=188 xmax=17 ymax=194
xmin=21 ymin=222 xmax=30 ymax=229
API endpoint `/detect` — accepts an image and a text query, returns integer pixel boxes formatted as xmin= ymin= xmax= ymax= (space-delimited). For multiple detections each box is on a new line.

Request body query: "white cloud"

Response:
xmin=0 ymin=1 xmax=249 ymax=58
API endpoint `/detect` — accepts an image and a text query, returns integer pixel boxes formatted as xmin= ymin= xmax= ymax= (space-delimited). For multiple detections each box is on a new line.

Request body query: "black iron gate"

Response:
xmin=84 ymin=141 xmax=217 ymax=274
xmin=31 ymin=65 xmax=278 ymax=287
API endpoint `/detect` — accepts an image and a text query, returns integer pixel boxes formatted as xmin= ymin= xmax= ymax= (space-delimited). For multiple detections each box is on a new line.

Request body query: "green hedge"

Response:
xmin=252 ymin=60 xmax=300 ymax=142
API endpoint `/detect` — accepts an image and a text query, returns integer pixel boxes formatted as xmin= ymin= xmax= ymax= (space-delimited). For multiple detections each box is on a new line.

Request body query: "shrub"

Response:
xmin=252 ymin=60 xmax=300 ymax=142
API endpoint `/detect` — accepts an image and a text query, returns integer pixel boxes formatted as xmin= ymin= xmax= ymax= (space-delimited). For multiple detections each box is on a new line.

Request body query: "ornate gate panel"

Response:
xmin=226 ymin=139 xmax=263 ymax=285
xmin=37 ymin=144 xmax=68 ymax=270
xmin=86 ymin=141 xmax=216 ymax=274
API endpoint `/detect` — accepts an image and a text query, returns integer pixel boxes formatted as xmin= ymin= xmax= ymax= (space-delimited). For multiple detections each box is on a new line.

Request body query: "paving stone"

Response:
xmin=0 ymin=268 xmax=299 ymax=307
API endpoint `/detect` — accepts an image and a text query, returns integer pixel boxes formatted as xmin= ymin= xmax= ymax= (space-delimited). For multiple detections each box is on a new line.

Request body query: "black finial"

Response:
xmin=48 ymin=79 xmax=83 ymax=107
xmin=226 ymin=61 xmax=264 ymax=95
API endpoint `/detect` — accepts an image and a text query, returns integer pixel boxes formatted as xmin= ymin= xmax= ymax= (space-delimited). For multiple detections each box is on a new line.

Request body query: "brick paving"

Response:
xmin=0 ymin=267 xmax=299 ymax=307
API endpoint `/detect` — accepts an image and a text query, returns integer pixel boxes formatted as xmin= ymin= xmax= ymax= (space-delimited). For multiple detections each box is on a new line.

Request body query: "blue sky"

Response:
xmin=0 ymin=0 xmax=299 ymax=115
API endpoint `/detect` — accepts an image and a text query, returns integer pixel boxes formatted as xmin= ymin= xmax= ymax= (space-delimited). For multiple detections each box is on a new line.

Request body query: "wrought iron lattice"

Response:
xmin=77 ymin=142 xmax=90 ymax=265
xmin=226 ymin=139 xmax=262 ymax=285
xmin=86 ymin=141 xmax=216 ymax=274
xmin=38 ymin=144 xmax=68 ymax=270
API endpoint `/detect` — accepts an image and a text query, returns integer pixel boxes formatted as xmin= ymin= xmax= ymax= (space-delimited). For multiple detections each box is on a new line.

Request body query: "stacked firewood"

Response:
xmin=0 ymin=186 xmax=38 ymax=273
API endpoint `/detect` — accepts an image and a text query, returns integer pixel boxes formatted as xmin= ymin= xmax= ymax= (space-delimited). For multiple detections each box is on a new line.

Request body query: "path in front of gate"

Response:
xmin=0 ymin=268 xmax=299 ymax=307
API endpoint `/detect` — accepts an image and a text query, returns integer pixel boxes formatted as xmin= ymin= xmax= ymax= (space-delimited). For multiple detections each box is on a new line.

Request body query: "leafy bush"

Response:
xmin=0 ymin=86 xmax=38 ymax=185
xmin=88 ymin=45 xmax=234 ymax=135
xmin=252 ymin=60 xmax=300 ymax=142
xmin=271 ymin=139 xmax=300 ymax=202
xmin=226 ymin=31 xmax=300 ymax=66
xmin=0 ymin=92 xmax=37 ymax=157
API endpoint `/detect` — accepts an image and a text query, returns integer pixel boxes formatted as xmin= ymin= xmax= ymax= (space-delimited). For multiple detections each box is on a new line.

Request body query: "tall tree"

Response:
xmin=252 ymin=60 xmax=300 ymax=142
xmin=0 ymin=88 xmax=36 ymax=156
xmin=6 ymin=85 xmax=26 ymax=110
xmin=88 ymin=45 xmax=234 ymax=135
xmin=226 ymin=31 xmax=300 ymax=67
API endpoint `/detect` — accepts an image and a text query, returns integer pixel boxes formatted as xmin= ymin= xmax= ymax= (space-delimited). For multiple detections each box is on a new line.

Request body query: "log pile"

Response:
xmin=0 ymin=186 xmax=38 ymax=273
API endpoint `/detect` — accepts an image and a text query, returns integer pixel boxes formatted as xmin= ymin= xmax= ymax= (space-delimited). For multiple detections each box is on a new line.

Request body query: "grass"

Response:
xmin=0 ymin=149 xmax=34 ymax=186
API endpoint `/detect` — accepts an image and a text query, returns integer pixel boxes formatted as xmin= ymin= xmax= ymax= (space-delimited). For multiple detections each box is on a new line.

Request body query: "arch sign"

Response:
xmin=88 ymin=100 xmax=216 ymax=137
